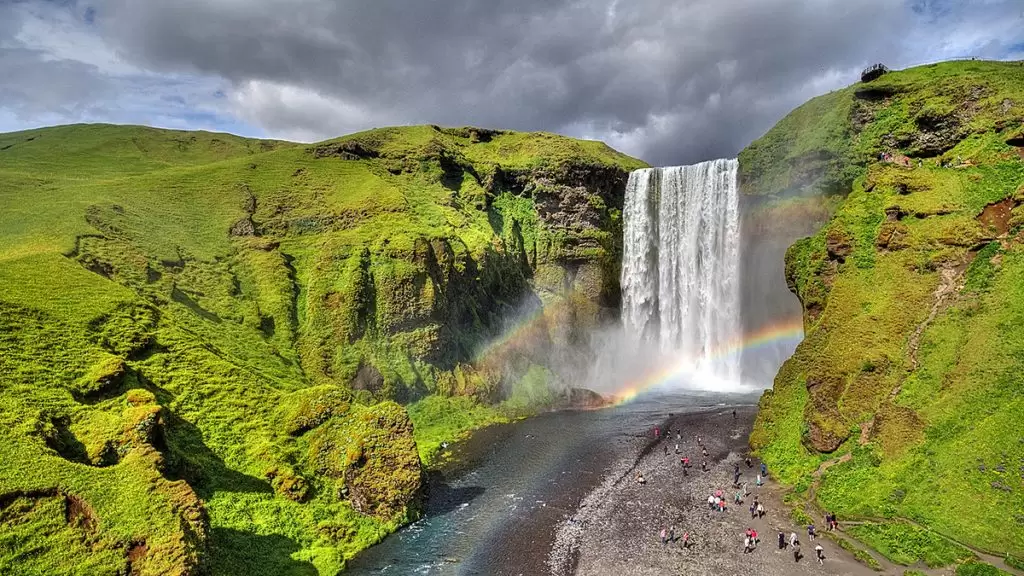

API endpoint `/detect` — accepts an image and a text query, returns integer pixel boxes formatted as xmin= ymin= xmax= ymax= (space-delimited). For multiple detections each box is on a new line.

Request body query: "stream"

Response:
xmin=346 ymin=390 xmax=762 ymax=575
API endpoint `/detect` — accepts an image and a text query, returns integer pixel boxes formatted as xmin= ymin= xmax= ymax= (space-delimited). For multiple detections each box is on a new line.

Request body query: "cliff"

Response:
xmin=745 ymin=60 xmax=1024 ymax=570
xmin=0 ymin=123 xmax=645 ymax=574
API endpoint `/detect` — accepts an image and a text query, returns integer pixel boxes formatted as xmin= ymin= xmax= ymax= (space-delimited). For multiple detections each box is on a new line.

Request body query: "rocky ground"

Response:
xmin=548 ymin=407 xmax=880 ymax=576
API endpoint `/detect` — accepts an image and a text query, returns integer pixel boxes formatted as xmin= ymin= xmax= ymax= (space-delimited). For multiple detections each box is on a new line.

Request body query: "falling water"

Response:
xmin=621 ymin=159 xmax=741 ymax=383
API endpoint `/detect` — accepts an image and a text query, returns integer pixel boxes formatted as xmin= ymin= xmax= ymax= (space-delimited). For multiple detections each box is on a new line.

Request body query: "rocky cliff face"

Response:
xmin=0 ymin=123 xmax=644 ymax=574
xmin=744 ymin=61 xmax=1024 ymax=567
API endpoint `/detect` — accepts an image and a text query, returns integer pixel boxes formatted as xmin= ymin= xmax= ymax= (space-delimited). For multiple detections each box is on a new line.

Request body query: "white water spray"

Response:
xmin=621 ymin=159 xmax=742 ymax=384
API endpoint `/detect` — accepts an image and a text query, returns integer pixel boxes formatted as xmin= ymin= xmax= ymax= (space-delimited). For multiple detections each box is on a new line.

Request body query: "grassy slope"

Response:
xmin=0 ymin=123 xmax=644 ymax=575
xmin=747 ymin=60 xmax=1024 ymax=568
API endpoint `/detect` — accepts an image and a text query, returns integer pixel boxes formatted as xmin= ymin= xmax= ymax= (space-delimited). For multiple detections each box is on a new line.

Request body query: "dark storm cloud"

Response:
xmin=6 ymin=0 xmax=1024 ymax=162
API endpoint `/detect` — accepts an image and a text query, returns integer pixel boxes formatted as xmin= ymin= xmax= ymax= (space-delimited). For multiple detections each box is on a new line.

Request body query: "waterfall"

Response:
xmin=621 ymin=159 xmax=741 ymax=383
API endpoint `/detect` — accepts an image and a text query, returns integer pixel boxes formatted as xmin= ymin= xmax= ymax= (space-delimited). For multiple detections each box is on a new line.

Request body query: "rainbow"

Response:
xmin=471 ymin=300 xmax=561 ymax=363
xmin=609 ymin=319 xmax=805 ymax=406
xmin=470 ymin=298 xmax=805 ymax=405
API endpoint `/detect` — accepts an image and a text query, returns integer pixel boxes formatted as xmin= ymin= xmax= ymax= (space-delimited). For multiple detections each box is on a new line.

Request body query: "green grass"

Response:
xmin=846 ymin=522 xmax=974 ymax=567
xmin=406 ymin=395 xmax=508 ymax=466
xmin=0 ymin=122 xmax=645 ymax=574
xmin=750 ymin=59 xmax=1024 ymax=567
xmin=956 ymin=561 xmax=1013 ymax=576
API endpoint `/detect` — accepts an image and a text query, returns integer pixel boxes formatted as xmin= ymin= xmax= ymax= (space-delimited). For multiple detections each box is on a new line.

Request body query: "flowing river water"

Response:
xmin=347 ymin=390 xmax=762 ymax=575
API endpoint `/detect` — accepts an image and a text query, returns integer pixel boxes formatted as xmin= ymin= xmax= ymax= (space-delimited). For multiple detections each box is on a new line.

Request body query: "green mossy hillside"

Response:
xmin=0 ymin=123 xmax=645 ymax=574
xmin=749 ymin=60 xmax=1024 ymax=567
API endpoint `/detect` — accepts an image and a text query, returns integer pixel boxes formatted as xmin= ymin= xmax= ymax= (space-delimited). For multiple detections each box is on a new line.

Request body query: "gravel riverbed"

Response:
xmin=548 ymin=406 xmax=879 ymax=576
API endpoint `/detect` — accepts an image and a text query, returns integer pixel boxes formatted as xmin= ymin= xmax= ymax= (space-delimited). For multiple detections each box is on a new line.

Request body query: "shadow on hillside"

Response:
xmin=208 ymin=527 xmax=317 ymax=576
xmin=160 ymin=410 xmax=273 ymax=499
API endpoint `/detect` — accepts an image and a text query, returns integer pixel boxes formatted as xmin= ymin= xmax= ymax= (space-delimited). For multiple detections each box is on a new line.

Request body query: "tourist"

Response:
xmin=664 ymin=444 xmax=668 ymax=456
xmin=669 ymin=526 xmax=675 ymax=543
xmin=734 ymin=490 xmax=742 ymax=505
xmin=733 ymin=469 xmax=741 ymax=486
xmin=701 ymin=460 xmax=708 ymax=472
xmin=755 ymin=473 xmax=762 ymax=487
xmin=654 ymin=426 xmax=660 ymax=439
xmin=682 ymin=531 xmax=691 ymax=549
xmin=749 ymin=502 xmax=757 ymax=519
xmin=702 ymin=447 xmax=708 ymax=457
xmin=745 ymin=456 xmax=752 ymax=468
xmin=761 ymin=462 xmax=767 ymax=477
xmin=815 ymin=544 xmax=825 ymax=565
xmin=676 ymin=431 xmax=681 ymax=441
xmin=744 ymin=536 xmax=752 ymax=554
xmin=708 ymin=495 xmax=716 ymax=510
xmin=793 ymin=545 xmax=802 ymax=562
xmin=751 ymin=529 xmax=758 ymax=544
xmin=790 ymin=532 xmax=799 ymax=548
xmin=778 ymin=531 xmax=786 ymax=549
xmin=675 ymin=443 xmax=680 ymax=454
xmin=660 ymin=527 xmax=667 ymax=546
xmin=757 ymin=503 xmax=765 ymax=518
xmin=807 ymin=524 xmax=816 ymax=541
xmin=732 ymin=409 xmax=737 ymax=419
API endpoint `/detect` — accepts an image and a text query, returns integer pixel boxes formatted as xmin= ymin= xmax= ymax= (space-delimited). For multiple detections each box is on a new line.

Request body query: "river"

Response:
xmin=347 ymin=390 xmax=762 ymax=576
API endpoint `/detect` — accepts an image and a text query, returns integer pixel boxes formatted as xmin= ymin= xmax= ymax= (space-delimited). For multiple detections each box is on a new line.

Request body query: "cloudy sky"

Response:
xmin=1 ymin=0 xmax=1022 ymax=165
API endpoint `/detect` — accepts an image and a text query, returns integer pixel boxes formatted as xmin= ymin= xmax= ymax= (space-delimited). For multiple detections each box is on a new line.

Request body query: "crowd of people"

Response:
xmin=648 ymin=412 xmax=835 ymax=568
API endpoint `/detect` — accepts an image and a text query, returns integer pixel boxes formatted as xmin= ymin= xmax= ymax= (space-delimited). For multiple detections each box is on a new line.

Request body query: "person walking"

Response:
xmin=755 ymin=473 xmax=763 ymax=487
xmin=790 ymin=532 xmax=799 ymax=548
xmin=669 ymin=526 xmax=675 ymax=543
xmin=778 ymin=531 xmax=786 ymax=549
xmin=761 ymin=462 xmax=767 ymax=477
xmin=807 ymin=524 xmax=816 ymax=541
xmin=815 ymin=544 xmax=825 ymax=565
xmin=660 ymin=527 xmax=667 ymax=546
xmin=682 ymin=531 xmax=691 ymax=549
xmin=744 ymin=536 xmax=752 ymax=554
xmin=757 ymin=502 xmax=765 ymax=519
xmin=749 ymin=502 xmax=757 ymax=519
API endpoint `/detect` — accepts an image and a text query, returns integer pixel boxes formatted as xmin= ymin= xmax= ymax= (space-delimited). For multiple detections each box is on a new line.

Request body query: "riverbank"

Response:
xmin=549 ymin=406 xmax=879 ymax=576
